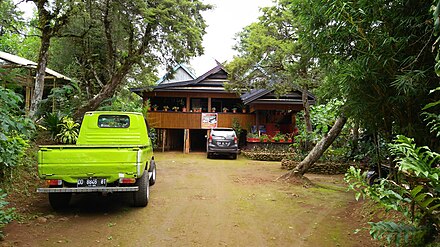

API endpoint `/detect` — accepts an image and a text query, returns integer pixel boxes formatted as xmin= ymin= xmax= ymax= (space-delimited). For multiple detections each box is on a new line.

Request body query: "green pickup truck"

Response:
xmin=37 ymin=111 xmax=156 ymax=209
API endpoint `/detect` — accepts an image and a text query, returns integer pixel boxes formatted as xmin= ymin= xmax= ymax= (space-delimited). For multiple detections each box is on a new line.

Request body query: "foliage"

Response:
xmin=36 ymin=83 xmax=83 ymax=118
xmin=232 ymin=118 xmax=242 ymax=142
xmin=292 ymin=99 xmax=350 ymax=162
xmin=345 ymin=135 xmax=440 ymax=246
xmin=422 ymin=86 xmax=440 ymax=138
xmin=42 ymin=112 xmax=63 ymax=139
xmin=0 ymin=87 xmax=34 ymax=176
xmin=56 ymin=117 xmax=80 ymax=144
xmin=65 ymin=0 xmax=211 ymax=117
xmin=98 ymin=87 xmax=143 ymax=113
xmin=0 ymin=189 xmax=15 ymax=239
xmin=0 ymin=0 xmax=24 ymax=53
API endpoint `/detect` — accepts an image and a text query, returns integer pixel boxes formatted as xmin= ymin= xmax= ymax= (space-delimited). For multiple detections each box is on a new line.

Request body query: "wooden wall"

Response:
xmin=147 ymin=112 xmax=255 ymax=129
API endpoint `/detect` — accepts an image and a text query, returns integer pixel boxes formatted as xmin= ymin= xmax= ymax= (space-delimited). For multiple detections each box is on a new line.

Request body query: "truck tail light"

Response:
xmin=209 ymin=135 xmax=212 ymax=143
xmin=234 ymin=136 xmax=238 ymax=144
xmin=47 ymin=180 xmax=62 ymax=186
xmin=119 ymin=178 xmax=136 ymax=184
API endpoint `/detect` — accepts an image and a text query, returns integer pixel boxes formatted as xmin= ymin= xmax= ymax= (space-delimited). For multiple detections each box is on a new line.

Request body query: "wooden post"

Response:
xmin=52 ymin=79 xmax=56 ymax=113
xmin=291 ymin=113 xmax=296 ymax=127
xmin=186 ymin=96 xmax=190 ymax=111
xmin=184 ymin=129 xmax=190 ymax=154
xmin=208 ymin=97 xmax=211 ymax=112
xmin=162 ymin=129 xmax=166 ymax=152
xmin=25 ymin=86 xmax=31 ymax=115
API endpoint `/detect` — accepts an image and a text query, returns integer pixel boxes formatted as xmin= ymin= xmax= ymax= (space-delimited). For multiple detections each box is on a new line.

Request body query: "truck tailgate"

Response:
xmin=38 ymin=145 xmax=148 ymax=183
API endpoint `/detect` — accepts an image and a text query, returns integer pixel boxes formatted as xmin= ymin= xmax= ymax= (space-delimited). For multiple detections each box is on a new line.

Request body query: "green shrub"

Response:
xmin=0 ymin=87 xmax=34 ymax=176
xmin=345 ymin=135 xmax=440 ymax=246
xmin=56 ymin=117 xmax=80 ymax=144
xmin=43 ymin=112 xmax=63 ymax=139
xmin=0 ymin=189 xmax=15 ymax=239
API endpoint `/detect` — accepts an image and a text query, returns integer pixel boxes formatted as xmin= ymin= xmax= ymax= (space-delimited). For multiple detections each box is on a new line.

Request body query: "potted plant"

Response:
xmin=272 ymin=133 xmax=285 ymax=142
xmin=232 ymin=107 xmax=237 ymax=113
xmin=259 ymin=134 xmax=270 ymax=143
xmin=163 ymin=105 xmax=169 ymax=111
xmin=182 ymin=106 xmax=187 ymax=112
xmin=172 ymin=106 xmax=179 ymax=112
xmin=246 ymin=133 xmax=260 ymax=142
xmin=211 ymin=107 xmax=216 ymax=112
xmin=152 ymin=104 xmax=158 ymax=111
xmin=236 ymin=103 xmax=246 ymax=113
xmin=222 ymin=107 xmax=228 ymax=113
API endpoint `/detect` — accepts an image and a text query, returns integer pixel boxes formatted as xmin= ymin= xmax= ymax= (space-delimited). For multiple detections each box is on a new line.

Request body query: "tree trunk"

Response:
xmin=73 ymin=62 xmax=133 ymax=119
xmin=29 ymin=34 xmax=51 ymax=119
xmin=281 ymin=115 xmax=347 ymax=180
xmin=302 ymin=87 xmax=313 ymax=133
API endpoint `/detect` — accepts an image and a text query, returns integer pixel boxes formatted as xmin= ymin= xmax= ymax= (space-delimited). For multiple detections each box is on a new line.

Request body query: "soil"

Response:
xmin=1 ymin=152 xmax=378 ymax=247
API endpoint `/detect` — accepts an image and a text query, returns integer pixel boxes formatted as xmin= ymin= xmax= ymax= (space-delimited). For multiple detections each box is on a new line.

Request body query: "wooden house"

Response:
xmin=0 ymin=51 xmax=71 ymax=114
xmin=131 ymin=63 xmax=315 ymax=153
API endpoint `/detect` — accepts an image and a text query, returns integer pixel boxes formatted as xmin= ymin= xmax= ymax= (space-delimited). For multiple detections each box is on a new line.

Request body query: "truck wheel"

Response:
xmin=149 ymin=160 xmax=156 ymax=186
xmin=49 ymin=192 xmax=72 ymax=210
xmin=133 ymin=172 xmax=149 ymax=207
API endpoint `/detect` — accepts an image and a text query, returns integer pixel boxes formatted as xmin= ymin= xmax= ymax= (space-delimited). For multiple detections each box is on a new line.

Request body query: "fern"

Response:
xmin=369 ymin=221 xmax=424 ymax=246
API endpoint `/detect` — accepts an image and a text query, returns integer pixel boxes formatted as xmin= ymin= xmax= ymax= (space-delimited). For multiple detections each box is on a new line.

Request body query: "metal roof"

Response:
xmin=0 ymin=51 xmax=71 ymax=81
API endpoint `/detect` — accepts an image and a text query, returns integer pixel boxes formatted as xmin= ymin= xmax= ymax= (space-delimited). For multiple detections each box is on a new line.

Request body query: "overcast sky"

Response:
xmin=15 ymin=0 xmax=273 ymax=76
xmin=190 ymin=0 xmax=273 ymax=75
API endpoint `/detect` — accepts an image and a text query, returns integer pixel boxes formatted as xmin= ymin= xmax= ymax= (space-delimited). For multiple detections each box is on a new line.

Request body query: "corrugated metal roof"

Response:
xmin=0 ymin=51 xmax=71 ymax=81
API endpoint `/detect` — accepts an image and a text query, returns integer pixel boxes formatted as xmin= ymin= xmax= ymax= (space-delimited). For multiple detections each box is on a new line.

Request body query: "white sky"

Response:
xmin=15 ymin=0 xmax=274 ymax=76
xmin=190 ymin=0 xmax=273 ymax=75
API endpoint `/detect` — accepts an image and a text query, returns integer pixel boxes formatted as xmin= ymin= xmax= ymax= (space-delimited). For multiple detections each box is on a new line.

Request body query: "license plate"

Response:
xmin=77 ymin=178 xmax=107 ymax=187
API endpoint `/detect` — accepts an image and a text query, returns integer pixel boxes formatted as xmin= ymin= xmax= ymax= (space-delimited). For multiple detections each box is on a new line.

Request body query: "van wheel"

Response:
xmin=149 ymin=160 xmax=156 ymax=186
xmin=133 ymin=172 xmax=149 ymax=207
xmin=49 ymin=192 xmax=71 ymax=210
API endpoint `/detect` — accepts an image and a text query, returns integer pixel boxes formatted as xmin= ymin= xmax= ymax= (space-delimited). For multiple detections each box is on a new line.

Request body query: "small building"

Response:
xmin=131 ymin=63 xmax=315 ymax=153
xmin=0 ymin=51 xmax=71 ymax=114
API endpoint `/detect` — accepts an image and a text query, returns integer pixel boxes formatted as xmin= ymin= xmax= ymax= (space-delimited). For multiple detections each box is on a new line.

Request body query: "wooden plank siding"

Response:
xmin=147 ymin=112 xmax=255 ymax=129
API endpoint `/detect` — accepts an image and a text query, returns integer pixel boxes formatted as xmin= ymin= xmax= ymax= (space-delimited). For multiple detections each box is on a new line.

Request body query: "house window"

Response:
xmin=190 ymin=98 xmax=208 ymax=112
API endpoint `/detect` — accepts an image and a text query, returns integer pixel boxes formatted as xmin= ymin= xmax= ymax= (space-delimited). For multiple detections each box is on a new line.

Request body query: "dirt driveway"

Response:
xmin=2 ymin=152 xmax=376 ymax=247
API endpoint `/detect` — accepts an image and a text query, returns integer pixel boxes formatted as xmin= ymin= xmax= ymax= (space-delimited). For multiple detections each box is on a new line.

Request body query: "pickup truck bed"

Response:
xmin=37 ymin=111 xmax=155 ymax=209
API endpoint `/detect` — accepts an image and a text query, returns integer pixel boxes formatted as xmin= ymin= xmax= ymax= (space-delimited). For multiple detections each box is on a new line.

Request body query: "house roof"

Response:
xmin=131 ymin=62 xmax=229 ymax=94
xmin=131 ymin=61 xmax=316 ymax=105
xmin=241 ymin=88 xmax=316 ymax=105
xmin=0 ymin=51 xmax=71 ymax=81
xmin=156 ymin=64 xmax=197 ymax=84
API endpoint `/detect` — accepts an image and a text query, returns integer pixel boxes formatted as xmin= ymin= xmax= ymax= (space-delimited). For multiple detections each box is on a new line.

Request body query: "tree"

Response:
xmin=0 ymin=0 xmax=24 ymax=53
xmin=227 ymin=2 xmax=319 ymax=132
xmin=28 ymin=0 xmax=81 ymax=119
xmin=229 ymin=0 xmax=440 ymax=178
xmin=70 ymin=0 xmax=210 ymax=118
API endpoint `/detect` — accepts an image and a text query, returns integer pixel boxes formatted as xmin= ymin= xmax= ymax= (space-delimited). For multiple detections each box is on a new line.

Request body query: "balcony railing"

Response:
xmin=147 ymin=111 xmax=255 ymax=129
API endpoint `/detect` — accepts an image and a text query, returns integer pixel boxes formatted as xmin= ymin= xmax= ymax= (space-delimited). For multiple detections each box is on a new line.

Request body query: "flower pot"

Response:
xmin=242 ymin=110 xmax=246 ymax=113
xmin=182 ymin=108 xmax=187 ymax=112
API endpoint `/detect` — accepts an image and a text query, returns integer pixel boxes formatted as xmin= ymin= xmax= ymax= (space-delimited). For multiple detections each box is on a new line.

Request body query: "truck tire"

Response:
xmin=133 ymin=171 xmax=149 ymax=207
xmin=149 ymin=160 xmax=156 ymax=186
xmin=49 ymin=192 xmax=72 ymax=210
xmin=231 ymin=153 xmax=237 ymax=160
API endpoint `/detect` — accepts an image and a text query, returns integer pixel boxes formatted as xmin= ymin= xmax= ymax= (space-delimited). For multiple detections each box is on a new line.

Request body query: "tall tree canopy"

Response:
xmin=228 ymin=0 xmax=440 ymax=177
xmin=69 ymin=0 xmax=211 ymax=118
xmin=229 ymin=0 xmax=439 ymax=147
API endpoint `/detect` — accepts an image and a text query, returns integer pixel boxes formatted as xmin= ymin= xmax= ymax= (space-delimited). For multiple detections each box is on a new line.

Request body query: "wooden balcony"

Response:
xmin=147 ymin=111 xmax=255 ymax=129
